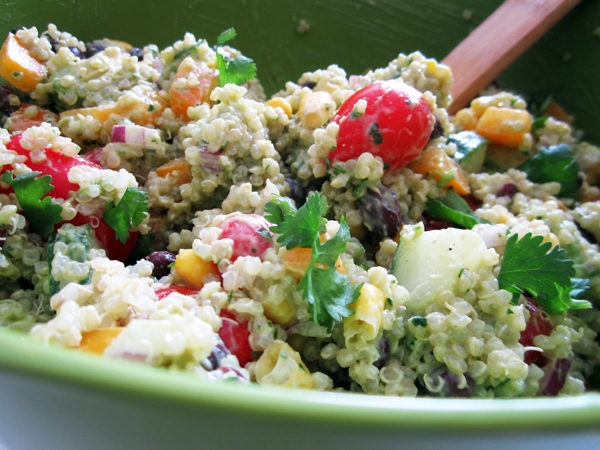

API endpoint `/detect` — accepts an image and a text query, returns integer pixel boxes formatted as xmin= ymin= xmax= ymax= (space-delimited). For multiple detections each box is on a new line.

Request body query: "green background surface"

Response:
xmin=1 ymin=0 xmax=600 ymax=144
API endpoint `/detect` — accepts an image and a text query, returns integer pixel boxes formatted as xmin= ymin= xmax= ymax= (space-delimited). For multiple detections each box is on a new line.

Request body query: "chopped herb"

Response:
xmin=148 ymin=104 xmax=155 ymax=112
xmin=265 ymin=193 xmax=361 ymax=329
xmin=531 ymin=116 xmax=548 ymax=134
xmin=280 ymin=352 xmax=288 ymax=359
xmin=507 ymin=309 xmax=514 ymax=315
xmin=458 ymin=268 xmax=465 ymax=278
xmin=368 ymin=122 xmax=383 ymax=145
xmin=517 ymin=144 xmax=580 ymax=198
xmin=298 ymin=363 xmax=306 ymax=371
xmin=386 ymin=297 xmax=394 ymax=307
xmin=1 ymin=171 xmax=62 ymax=237
xmin=411 ymin=316 xmax=428 ymax=327
xmin=498 ymin=233 xmax=590 ymax=314
xmin=274 ymin=328 xmax=278 ymax=339
xmin=103 ymin=187 xmax=150 ymax=243
xmin=333 ymin=164 xmax=347 ymax=175
xmin=352 ymin=179 xmax=370 ymax=198
xmin=215 ymin=28 xmax=257 ymax=87
xmin=227 ymin=290 xmax=234 ymax=302
xmin=424 ymin=190 xmax=490 ymax=229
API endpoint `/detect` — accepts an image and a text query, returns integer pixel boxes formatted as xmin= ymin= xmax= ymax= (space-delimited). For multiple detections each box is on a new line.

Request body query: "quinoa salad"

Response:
xmin=1 ymin=24 xmax=600 ymax=398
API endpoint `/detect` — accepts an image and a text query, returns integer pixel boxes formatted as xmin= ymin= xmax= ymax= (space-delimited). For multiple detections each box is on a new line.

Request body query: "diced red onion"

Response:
xmin=199 ymin=148 xmax=222 ymax=173
xmin=112 ymin=124 xmax=161 ymax=150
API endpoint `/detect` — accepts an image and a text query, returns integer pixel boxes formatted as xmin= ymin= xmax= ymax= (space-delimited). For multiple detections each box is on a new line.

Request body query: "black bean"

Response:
xmin=0 ymin=86 xmax=19 ymax=117
xmin=285 ymin=177 xmax=305 ymax=206
xmin=331 ymin=367 xmax=353 ymax=390
xmin=426 ymin=366 xmax=477 ymax=397
xmin=373 ymin=337 xmax=390 ymax=369
xmin=128 ymin=47 xmax=144 ymax=60
xmin=84 ymin=42 xmax=107 ymax=58
xmin=496 ymin=183 xmax=518 ymax=198
xmin=356 ymin=186 xmax=403 ymax=243
xmin=302 ymin=81 xmax=316 ymax=89
xmin=144 ymin=250 xmax=176 ymax=279
xmin=429 ymin=118 xmax=444 ymax=141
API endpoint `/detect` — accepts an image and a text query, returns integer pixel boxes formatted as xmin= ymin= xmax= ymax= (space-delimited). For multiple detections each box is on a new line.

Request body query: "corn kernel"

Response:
xmin=298 ymin=91 xmax=336 ymax=129
xmin=254 ymin=340 xmax=314 ymax=389
xmin=343 ymin=283 xmax=385 ymax=347
xmin=265 ymin=97 xmax=293 ymax=118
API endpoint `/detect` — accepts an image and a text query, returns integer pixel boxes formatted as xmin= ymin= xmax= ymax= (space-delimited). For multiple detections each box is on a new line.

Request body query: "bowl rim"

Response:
xmin=1 ymin=327 xmax=600 ymax=431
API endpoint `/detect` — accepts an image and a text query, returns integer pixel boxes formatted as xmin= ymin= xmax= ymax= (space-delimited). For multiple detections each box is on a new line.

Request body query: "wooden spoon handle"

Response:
xmin=443 ymin=0 xmax=581 ymax=115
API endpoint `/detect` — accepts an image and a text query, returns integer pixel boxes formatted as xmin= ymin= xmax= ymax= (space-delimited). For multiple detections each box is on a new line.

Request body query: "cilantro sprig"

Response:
xmin=215 ymin=28 xmax=257 ymax=87
xmin=266 ymin=193 xmax=361 ymax=329
xmin=103 ymin=187 xmax=149 ymax=243
xmin=1 ymin=171 xmax=62 ymax=237
xmin=517 ymin=145 xmax=580 ymax=199
xmin=424 ymin=190 xmax=490 ymax=229
xmin=498 ymin=233 xmax=591 ymax=314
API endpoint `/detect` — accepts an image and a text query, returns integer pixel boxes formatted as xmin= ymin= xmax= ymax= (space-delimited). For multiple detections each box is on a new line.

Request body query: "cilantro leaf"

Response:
xmin=1 ymin=171 xmax=62 ymax=237
xmin=298 ymin=265 xmax=360 ymax=328
xmin=269 ymin=193 xmax=327 ymax=249
xmin=265 ymin=193 xmax=361 ymax=329
xmin=498 ymin=233 xmax=583 ymax=314
xmin=551 ymin=283 xmax=592 ymax=315
xmin=103 ymin=187 xmax=149 ymax=243
xmin=517 ymin=145 xmax=580 ymax=198
xmin=217 ymin=28 xmax=237 ymax=46
xmin=264 ymin=196 xmax=297 ymax=226
xmin=217 ymin=54 xmax=257 ymax=87
xmin=424 ymin=190 xmax=490 ymax=229
xmin=215 ymin=28 xmax=257 ymax=87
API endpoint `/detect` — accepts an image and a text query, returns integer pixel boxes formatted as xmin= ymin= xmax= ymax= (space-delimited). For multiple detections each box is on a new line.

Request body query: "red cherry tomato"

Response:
xmin=330 ymin=80 xmax=435 ymax=169
xmin=520 ymin=298 xmax=554 ymax=365
xmin=219 ymin=310 xmax=253 ymax=367
xmin=153 ymin=284 xmax=199 ymax=300
xmin=219 ymin=214 xmax=273 ymax=261
xmin=2 ymin=134 xmax=137 ymax=262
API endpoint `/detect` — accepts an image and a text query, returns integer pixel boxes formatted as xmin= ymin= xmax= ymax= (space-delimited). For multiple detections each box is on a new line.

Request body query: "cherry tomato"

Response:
xmin=219 ymin=310 xmax=253 ymax=367
xmin=330 ymin=80 xmax=435 ymax=170
xmin=219 ymin=214 xmax=273 ymax=261
xmin=520 ymin=298 xmax=554 ymax=365
xmin=2 ymin=133 xmax=137 ymax=262
xmin=153 ymin=284 xmax=199 ymax=300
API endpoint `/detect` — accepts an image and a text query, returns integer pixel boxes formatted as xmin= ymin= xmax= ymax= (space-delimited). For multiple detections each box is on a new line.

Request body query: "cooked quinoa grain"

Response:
xmin=1 ymin=24 xmax=599 ymax=397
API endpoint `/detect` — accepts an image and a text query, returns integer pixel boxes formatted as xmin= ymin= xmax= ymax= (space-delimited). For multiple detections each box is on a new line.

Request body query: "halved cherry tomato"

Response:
xmin=219 ymin=214 xmax=273 ymax=262
xmin=330 ymin=80 xmax=435 ymax=170
xmin=520 ymin=298 xmax=554 ymax=365
xmin=2 ymin=133 xmax=137 ymax=262
xmin=219 ymin=310 xmax=253 ymax=367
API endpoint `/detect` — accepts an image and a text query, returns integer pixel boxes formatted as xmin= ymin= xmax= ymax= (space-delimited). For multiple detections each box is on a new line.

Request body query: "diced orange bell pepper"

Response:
xmin=475 ymin=106 xmax=532 ymax=147
xmin=154 ymin=158 xmax=193 ymax=184
xmin=0 ymin=33 xmax=46 ymax=93
xmin=175 ymin=249 xmax=220 ymax=290
xmin=79 ymin=327 xmax=123 ymax=355
xmin=283 ymin=246 xmax=346 ymax=279
xmin=5 ymin=104 xmax=58 ymax=133
xmin=407 ymin=147 xmax=471 ymax=195
xmin=169 ymin=57 xmax=218 ymax=120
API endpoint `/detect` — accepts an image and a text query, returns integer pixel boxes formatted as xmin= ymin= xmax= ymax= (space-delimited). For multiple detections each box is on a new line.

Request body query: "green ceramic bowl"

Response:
xmin=1 ymin=1 xmax=600 ymax=449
